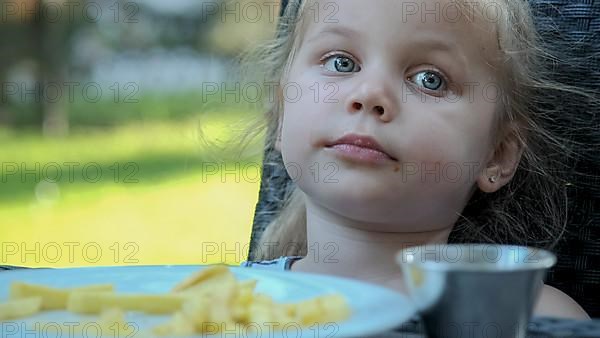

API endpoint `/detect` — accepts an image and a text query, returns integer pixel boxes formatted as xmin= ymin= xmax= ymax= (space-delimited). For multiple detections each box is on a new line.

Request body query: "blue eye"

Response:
xmin=410 ymin=70 xmax=447 ymax=92
xmin=321 ymin=53 xmax=361 ymax=73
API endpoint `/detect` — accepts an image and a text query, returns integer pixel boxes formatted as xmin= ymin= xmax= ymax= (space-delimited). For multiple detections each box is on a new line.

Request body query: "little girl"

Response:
xmin=237 ymin=0 xmax=595 ymax=319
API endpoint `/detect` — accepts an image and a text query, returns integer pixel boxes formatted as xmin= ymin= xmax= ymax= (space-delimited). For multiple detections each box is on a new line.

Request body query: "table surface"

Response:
xmin=3 ymin=265 xmax=600 ymax=338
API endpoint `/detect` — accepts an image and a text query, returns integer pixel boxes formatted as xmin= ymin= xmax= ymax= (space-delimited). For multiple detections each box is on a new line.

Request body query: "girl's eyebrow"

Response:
xmin=409 ymin=38 xmax=468 ymax=70
xmin=306 ymin=25 xmax=362 ymax=45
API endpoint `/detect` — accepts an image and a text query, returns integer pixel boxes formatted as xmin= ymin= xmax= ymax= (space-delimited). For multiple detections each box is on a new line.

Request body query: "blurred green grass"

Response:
xmin=0 ymin=108 xmax=266 ymax=267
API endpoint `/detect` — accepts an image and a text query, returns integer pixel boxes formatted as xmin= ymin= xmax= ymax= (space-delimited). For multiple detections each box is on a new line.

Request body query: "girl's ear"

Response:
xmin=477 ymin=130 xmax=524 ymax=193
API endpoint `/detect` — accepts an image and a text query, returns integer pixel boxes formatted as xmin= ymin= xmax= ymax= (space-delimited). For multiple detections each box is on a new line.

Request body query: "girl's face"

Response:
xmin=279 ymin=0 xmax=503 ymax=232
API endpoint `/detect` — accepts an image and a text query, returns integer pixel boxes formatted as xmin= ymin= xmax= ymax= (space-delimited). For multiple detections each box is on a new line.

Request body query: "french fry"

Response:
xmin=318 ymin=294 xmax=352 ymax=322
xmin=153 ymin=311 xmax=196 ymax=336
xmin=98 ymin=308 xmax=137 ymax=336
xmin=172 ymin=265 xmax=230 ymax=292
xmin=67 ymin=292 xmax=185 ymax=314
xmin=178 ymin=269 xmax=239 ymax=332
xmin=172 ymin=265 xmax=245 ymax=301
xmin=10 ymin=282 xmax=114 ymax=310
xmin=179 ymin=297 xmax=211 ymax=331
xmin=0 ymin=297 xmax=42 ymax=320
xmin=231 ymin=279 xmax=257 ymax=322
xmin=291 ymin=293 xmax=351 ymax=325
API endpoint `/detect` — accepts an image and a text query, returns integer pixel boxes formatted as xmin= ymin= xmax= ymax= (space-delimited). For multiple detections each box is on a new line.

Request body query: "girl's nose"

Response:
xmin=346 ymin=79 xmax=397 ymax=123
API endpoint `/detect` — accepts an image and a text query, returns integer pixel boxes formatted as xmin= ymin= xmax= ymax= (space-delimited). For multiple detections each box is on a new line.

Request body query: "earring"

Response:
xmin=488 ymin=176 xmax=498 ymax=183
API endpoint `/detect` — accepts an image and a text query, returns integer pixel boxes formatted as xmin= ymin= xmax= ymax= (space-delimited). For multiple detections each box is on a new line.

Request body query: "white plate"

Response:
xmin=0 ymin=265 xmax=416 ymax=337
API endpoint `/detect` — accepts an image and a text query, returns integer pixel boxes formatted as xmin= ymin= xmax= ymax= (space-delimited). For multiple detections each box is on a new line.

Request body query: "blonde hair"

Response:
xmin=236 ymin=0 xmax=599 ymax=260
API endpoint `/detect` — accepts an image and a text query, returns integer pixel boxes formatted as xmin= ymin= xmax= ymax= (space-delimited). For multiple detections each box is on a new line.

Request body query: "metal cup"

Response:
xmin=396 ymin=244 xmax=556 ymax=338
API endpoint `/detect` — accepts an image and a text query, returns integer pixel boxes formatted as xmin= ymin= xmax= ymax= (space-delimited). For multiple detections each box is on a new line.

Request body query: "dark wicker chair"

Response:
xmin=248 ymin=0 xmax=600 ymax=317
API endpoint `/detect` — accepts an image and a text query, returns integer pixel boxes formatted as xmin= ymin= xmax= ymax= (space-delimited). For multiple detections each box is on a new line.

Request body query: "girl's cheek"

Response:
xmin=399 ymin=134 xmax=478 ymax=185
xmin=401 ymin=122 xmax=455 ymax=158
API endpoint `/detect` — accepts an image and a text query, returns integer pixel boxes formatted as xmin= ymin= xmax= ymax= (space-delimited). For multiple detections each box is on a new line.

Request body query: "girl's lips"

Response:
xmin=325 ymin=144 xmax=396 ymax=164
xmin=324 ymin=133 xmax=398 ymax=163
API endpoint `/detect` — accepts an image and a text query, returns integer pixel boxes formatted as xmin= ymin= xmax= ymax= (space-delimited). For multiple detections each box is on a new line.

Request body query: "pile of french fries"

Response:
xmin=0 ymin=265 xmax=351 ymax=336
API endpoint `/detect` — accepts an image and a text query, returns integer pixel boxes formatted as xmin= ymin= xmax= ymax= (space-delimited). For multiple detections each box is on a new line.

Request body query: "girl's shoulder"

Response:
xmin=240 ymin=256 xmax=303 ymax=271
xmin=534 ymin=284 xmax=589 ymax=319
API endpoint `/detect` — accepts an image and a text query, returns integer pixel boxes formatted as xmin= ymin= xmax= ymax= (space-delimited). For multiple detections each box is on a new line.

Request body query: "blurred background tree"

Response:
xmin=208 ymin=0 xmax=278 ymax=54
xmin=0 ymin=0 xmax=278 ymax=131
